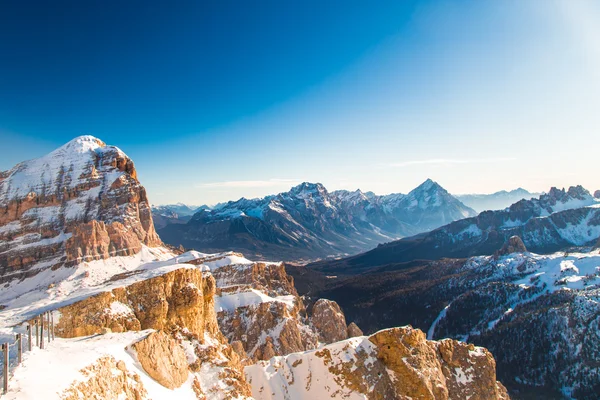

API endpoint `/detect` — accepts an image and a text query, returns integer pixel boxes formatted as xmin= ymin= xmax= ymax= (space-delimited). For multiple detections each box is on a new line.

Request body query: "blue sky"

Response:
xmin=1 ymin=0 xmax=599 ymax=205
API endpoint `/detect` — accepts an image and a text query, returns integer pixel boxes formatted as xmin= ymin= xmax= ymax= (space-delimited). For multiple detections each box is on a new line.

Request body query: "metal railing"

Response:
xmin=1 ymin=311 xmax=55 ymax=395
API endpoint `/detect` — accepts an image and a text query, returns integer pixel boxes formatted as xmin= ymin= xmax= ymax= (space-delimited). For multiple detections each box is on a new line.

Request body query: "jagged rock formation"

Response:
xmin=245 ymin=326 xmax=509 ymax=400
xmin=310 ymin=298 xmax=348 ymax=343
xmin=60 ymin=356 xmax=148 ymax=400
xmin=55 ymin=267 xmax=216 ymax=338
xmin=594 ymin=190 xmax=600 ymax=199
xmin=347 ymin=322 xmax=363 ymax=337
xmin=158 ymin=180 xmax=476 ymax=261
xmin=130 ymin=331 xmax=188 ymax=389
xmin=495 ymin=235 xmax=527 ymax=257
xmin=0 ymin=136 xmax=161 ymax=283
xmin=203 ymin=252 xmax=360 ymax=361
xmin=47 ymin=265 xmax=252 ymax=398
xmin=312 ymin=185 xmax=600 ymax=275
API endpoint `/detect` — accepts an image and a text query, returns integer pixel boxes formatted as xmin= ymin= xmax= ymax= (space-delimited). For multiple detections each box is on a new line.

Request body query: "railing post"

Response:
xmin=51 ymin=312 xmax=55 ymax=341
xmin=39 ymin=315 xmax=44 ymax=350
xmin=35 ymin=320 xmax=39 ymax=347
xmin=27 ymin=324 xmax=32 ymax=352
xmin=3 ymin=342 xmax=9 ymax=394
xmin=16 ymin=334 xmax=22 ymax=364
xmin=46 ymin=313 xmax=51 ymax=343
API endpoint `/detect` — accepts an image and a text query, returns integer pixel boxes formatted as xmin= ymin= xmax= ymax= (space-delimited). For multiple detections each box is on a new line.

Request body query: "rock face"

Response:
xmin=347 ymin=322 xmax=363 ymax=337
xmin=200 ymin=252 xmax=361 ymax=361
xmin=245 ymin=326 xmax=509 ymax=400
xmin=60 ymin=356 xmax=148 ymax=400
xmin=311 ymin=298 xmax=348 ymax=343
xmin=51 ymin=265 xmax=252 ymax=398
xmin=130 ymin=331 xmax=188 ymax=389
xmin=495 ymin=235 xmax=527 ymax=257
xmin=0 ymin=136 xmax=161 ymax=283
xmin=595 ymin=190 xmax=600 ymax=199
xmin=55 ymin=267 xmax=217 ymax=338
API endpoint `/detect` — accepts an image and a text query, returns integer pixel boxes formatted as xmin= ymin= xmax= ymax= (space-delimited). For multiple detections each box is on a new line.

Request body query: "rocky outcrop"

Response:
xmin=495 ymin=235 xmax=527 ymax=257
xmin=130 ymin=331 xmax=188 ymax=389
xmin=55 ymin=267 xmax=216 ymax=338
xmin=369 ymin=327 xmax=508 ymax=400
xmin=0 ymin=136 xmax=161 ymax=283
xmin=595 ymin=190 xmax=600 ymax=199
xmin=311 ymin=298 xmax=348 ymax=343
xmin=245 ymin=326 xmax=509 ymax=400
xmin=60 ymin=356 xmax=147 ymax=400
xmin=347 ymin=321 xmax=363 ymax=337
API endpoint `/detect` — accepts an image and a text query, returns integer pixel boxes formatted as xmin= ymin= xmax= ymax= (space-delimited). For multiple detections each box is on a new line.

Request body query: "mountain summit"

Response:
xmin=0 ymin=136 xmax=161 ymax=282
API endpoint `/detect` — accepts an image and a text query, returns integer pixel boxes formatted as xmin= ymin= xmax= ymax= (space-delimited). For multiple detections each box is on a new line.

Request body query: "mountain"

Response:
xmin=151 ymin=203 xmax=207 ymax=229
xmin=0 ymin=135 xmax=161 ymax=283
xmin=311 ymin=185 xmax=600 ymax=275
xmin=0 ymin=137 xmax=508 ymax=399
xmin=456 ymin=188 xmax=541 ymax=212
xmin=302 ymin=239 xmax=600 ymax=399
xmin=158 ymin=179 xmax=476 ymax=261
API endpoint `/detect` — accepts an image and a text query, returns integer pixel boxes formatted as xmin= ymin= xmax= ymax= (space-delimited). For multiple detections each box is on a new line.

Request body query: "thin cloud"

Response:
xmin=390 ymin=158 xmax=515 ymax=168
xmin=195 ymin=179 xmax=301 ymax=189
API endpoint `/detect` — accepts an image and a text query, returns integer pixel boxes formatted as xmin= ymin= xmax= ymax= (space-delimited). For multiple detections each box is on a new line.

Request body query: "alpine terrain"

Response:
xmin=158 ymin=179 xmax=476 ymax=261
xmin=304 ymin=189 xmax=600 ymax=398
xmin=0 ymin=136 xmax=508 ymax=400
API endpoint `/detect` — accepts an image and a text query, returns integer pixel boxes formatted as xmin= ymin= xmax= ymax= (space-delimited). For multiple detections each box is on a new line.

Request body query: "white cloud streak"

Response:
xmin=195 ymin=179 xmax=301 ymax=189
xmin=390 ymin=157 xmax=516 ymax=168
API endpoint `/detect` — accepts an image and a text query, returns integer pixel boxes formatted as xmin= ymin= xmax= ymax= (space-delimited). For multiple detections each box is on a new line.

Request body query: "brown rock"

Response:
xmin=311 ymin=298 xmax=348 ymax=344
xmin=55 ymin=267 xmax=213 ymax=338
xmin=347 ymin=322 xmax=363 ymax=338
xmin=368 ymin=326 xmax=508 ymax=400
xmin=495 ymin=235 xmax=527 ymax=257
xmin=130 ymin=331 xmax=189 ymax=389
xmin=0 ymin=136 xmax=162 ymax=283
xmin=60 ymin=356 xmax=147 ymax=400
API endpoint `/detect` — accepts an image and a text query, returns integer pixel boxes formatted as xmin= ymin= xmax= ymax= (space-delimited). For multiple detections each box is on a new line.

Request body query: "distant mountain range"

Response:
xmin=150 ymin=203 xmax=208 ymax=229
xmin=157 ymin=179 xmax=477 ymax=260
xmin=310 ymin=185 xmax=600 ymax=275
xmin=455 ymin=188 xmax=541 ymax=212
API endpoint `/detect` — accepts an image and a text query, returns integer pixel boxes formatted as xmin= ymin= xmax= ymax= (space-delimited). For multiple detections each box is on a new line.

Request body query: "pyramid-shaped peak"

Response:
xmin=412 ymin=179 xmax=445 ymax=193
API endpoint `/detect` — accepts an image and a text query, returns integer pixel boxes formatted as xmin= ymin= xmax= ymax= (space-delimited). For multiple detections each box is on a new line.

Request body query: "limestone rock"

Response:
xmin=347 ymin=322 xmax=363 ymax=338
xmin=130 ymin=331 xmax=188 ymax=389
xmin=60 ymin=356 xmax=147 ymax=400
xmin=310 ymin=298 xmax=348 ymax=344
xmin=0 ymin=136 xmax=161 ymax=283
xmin=246 ymin=326 xmax=509 ymax=400
xmin=55 ymin=267 xmax=215 ymax=338
xmin=495 ymin=235 xmax=527 ymax=257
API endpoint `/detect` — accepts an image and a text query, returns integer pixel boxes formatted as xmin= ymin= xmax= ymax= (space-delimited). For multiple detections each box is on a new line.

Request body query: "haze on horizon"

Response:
xmin=1 ymin=0 xmax=599 ymax=205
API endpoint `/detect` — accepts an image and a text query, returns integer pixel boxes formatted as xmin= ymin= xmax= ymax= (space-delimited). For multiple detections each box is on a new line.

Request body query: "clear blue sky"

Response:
xmin=1 ymin=0 xmax=599 ymax=205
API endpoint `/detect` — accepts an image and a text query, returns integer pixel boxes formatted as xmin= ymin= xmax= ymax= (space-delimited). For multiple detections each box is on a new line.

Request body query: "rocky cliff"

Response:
xmin=0 ymin=136 xmax=161 ymax=283
xmin=245 ymin=326 xmax=509 ymax=400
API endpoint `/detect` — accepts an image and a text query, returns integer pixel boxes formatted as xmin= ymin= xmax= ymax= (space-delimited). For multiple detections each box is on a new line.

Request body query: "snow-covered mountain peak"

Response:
xmin=410 ymin=178 xmax=446 ymax=195
xmin=288 ymin=182 xmax=328 ymax=198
